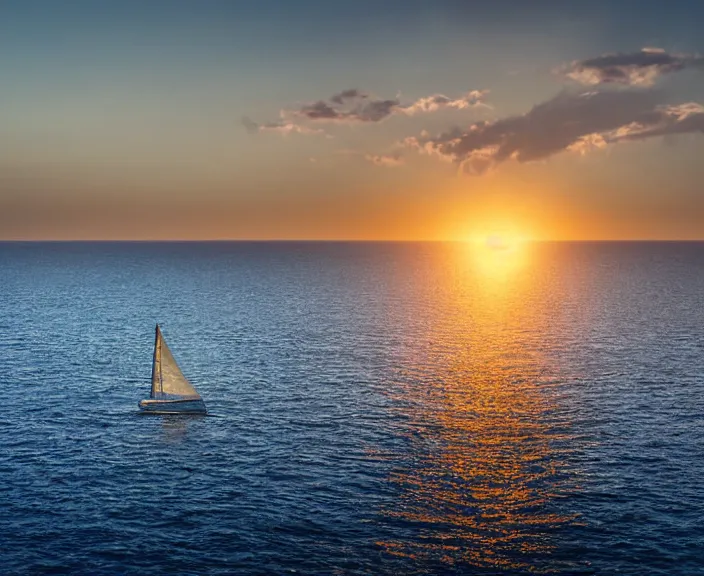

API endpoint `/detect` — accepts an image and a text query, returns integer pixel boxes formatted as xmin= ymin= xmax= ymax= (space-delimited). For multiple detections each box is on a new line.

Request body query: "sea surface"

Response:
xmin=1 ymin=241 xmax=703 ymax=575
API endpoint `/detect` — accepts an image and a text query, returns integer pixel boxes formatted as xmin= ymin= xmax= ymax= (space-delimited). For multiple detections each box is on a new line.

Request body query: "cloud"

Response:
xmin=241 ymin=116 xmax=326 ymax=136
xmin=403 ymin=90 xmax=704 ymax=175
xmin=248 ymin=88 xmax=489 ymax=132
xmin=561 ymin=48 xmax=704 ymax=86
xmin=399 ymin=90 xmax=489 ymax=115
xmin=292 ymin=97 xmax=401 ymax=123
xmin=364 ymin=153 xmax=405 ymax=167
xmin=330 ymin=89 xmax=368 ymax=105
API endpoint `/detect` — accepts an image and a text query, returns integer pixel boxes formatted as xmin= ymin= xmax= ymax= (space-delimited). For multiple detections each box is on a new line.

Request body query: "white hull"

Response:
xmin=138 ymin=398 xmax=207 ymax=414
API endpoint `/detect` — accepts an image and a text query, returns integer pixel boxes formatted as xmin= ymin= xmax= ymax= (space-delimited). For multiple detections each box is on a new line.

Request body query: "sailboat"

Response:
xmin=138 ymin=324 xmax=207 ymax=414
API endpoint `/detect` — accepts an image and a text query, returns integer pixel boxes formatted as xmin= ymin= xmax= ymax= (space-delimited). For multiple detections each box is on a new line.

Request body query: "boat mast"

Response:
xmin=158 ymin=331 xmax=163 ymax=395
xmin=150 ymin=324 xmax=162 ymax=398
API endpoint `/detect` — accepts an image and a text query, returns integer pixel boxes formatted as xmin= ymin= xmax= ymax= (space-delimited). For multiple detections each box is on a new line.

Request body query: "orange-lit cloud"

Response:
xmin=404 ymin=91 xmax=704 ymax=174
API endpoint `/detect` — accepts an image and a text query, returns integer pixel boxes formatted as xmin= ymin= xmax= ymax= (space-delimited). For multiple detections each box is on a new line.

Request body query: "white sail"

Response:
xmin=150 ymin=325 xmax=201 ymax=399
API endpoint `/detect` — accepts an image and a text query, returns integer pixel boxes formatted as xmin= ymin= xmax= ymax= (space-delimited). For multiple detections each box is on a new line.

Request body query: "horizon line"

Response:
xmin=1 ymin=239 xmax=703 ymax=243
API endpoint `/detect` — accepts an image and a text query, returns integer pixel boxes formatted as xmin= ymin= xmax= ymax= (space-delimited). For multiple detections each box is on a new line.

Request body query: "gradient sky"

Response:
xmin=1 ymin=0 xmax=703 ymax=240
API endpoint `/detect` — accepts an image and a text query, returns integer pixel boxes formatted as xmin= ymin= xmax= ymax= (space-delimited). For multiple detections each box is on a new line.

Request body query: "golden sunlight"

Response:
xmin=465 ymin=227 xmax=532 ymax=282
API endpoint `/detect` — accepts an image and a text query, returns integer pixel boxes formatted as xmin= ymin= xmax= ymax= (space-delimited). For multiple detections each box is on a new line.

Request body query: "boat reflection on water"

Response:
xmin=379 ymin=242 xmax=578 ymax=572
xmin=159 ymin=413 xmax=206 ymax=444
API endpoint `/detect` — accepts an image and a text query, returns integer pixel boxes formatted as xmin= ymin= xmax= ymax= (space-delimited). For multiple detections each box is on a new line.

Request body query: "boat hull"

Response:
xmin=138 ymin=398 xmax=207 ymax=414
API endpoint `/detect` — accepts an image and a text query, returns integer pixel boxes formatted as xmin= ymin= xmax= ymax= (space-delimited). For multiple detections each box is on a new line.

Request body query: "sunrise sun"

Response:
xmin=485 ymin=234 xmax=513 ymax=251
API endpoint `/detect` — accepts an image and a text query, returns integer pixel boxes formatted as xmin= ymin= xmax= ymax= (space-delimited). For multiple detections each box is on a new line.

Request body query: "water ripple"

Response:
xmin=0 ymin=241 xmax=702 ymax=574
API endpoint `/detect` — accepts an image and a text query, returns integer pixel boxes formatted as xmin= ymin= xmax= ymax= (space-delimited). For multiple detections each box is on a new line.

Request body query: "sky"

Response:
xmin=1 ymin=0 xmax=703 ymax=240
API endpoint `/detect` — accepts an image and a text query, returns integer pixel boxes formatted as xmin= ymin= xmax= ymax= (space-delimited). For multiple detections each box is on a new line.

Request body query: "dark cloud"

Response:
xmin=330 ymin=89 xmax=368 ymax=105
xmin=403 ymin=90 xmax=704 ymax=174
xmin=297 ymin=100 xmax=341 ymax=120
xmin=561 ymin=48 xmax=704 ymax=86
xmin=354 ymin=99 xmax=400 ymax=122
xmin=293 ymin=96 xmax=401 ymax=123
xmin=247 ymin=88 xmax=488 ymax=134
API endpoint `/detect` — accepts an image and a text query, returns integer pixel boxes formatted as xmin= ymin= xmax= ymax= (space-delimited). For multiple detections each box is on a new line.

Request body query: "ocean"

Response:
xmin=1 ymin=241 xmax=702 ymax=575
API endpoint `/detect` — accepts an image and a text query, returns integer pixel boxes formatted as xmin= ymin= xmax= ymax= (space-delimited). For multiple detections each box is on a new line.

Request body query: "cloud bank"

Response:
xmin=561 ymin=48 xmax=704 ymax=86
xmin=404 ymin=90 xmax=704 ymax=174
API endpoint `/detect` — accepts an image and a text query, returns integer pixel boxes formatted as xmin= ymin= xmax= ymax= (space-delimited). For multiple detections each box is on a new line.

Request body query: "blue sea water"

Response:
xmin=0 ymin=241 xmax=703 ymax=575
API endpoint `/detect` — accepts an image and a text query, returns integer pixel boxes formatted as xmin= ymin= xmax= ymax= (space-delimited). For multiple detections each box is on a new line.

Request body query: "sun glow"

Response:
xmin=466 ymin=228 xmax=532 ymax=281
xmin=483 ymin=233 xmax=523 ymax=252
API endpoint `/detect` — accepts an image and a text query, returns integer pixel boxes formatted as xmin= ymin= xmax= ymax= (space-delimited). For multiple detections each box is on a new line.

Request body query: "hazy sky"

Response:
xmin=1 ymin=0 xmax=703 ymax=240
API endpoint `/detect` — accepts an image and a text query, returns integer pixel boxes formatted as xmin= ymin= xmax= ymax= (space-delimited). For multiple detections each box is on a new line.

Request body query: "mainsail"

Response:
xmin=150 ymin=325 xmax=202 ymax=399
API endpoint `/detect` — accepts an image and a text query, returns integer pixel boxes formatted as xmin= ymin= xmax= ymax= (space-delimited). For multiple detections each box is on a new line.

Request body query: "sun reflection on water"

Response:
xmin=378 ymin=243 xmax=576 ymax=572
